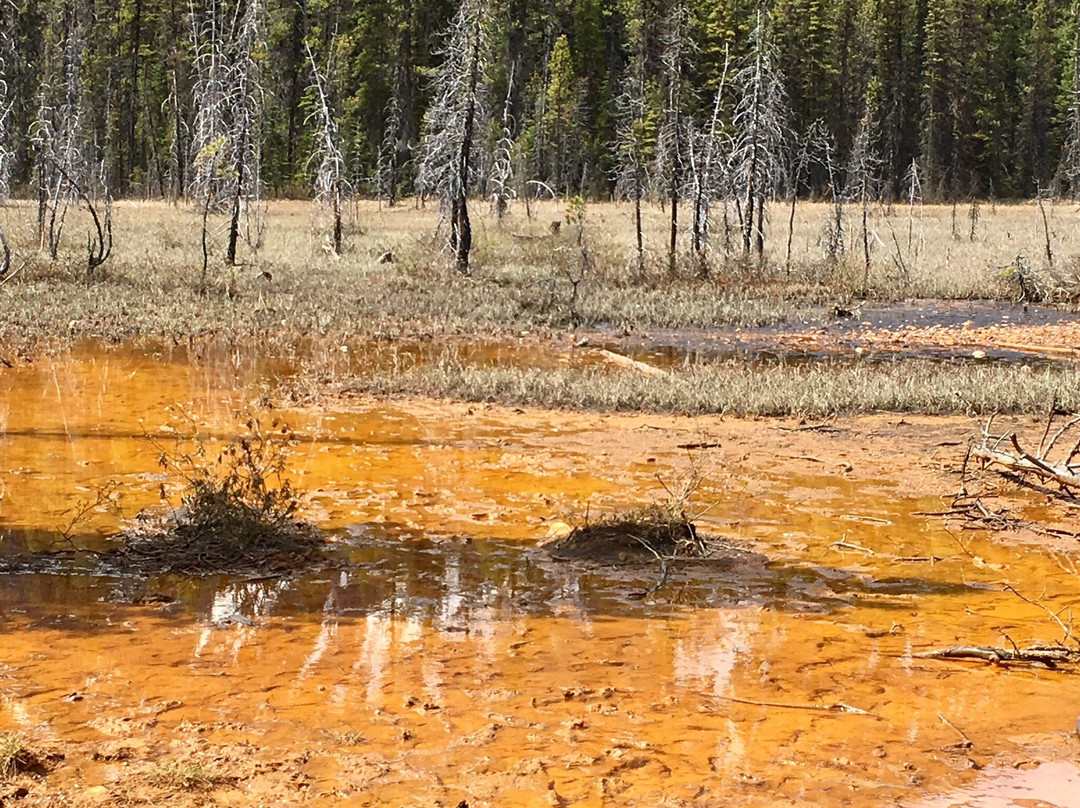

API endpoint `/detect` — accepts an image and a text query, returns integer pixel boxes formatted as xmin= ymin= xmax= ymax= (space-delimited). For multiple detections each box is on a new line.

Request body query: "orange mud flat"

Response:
xmin=1 ymin=345 xmax=1080 ymax=807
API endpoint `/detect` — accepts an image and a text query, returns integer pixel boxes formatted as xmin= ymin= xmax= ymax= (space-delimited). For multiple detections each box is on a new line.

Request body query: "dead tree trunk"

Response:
xmin=417 ymin=0 xmax=488 ymax=276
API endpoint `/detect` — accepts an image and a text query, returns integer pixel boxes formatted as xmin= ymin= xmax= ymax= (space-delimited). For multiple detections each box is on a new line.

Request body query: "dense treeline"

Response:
xmin=2 ymin=0 xmax=1080 ymax=203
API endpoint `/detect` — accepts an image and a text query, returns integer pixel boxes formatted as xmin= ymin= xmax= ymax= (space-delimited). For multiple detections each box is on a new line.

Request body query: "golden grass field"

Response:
xmin=2 ymin=195 xmax=1078 ymax=319
xmin=2 ymin=195 xmax=1079 ymax=416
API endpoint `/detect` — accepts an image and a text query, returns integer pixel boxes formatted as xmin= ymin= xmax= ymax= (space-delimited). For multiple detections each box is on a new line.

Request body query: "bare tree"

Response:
xmin=306 ymin=43 xmax=348 ymax=255
xmin=0 ymin=0 xmax=14 ymax=203
xmin=416 ymin=0 xmax=489 ymax=274
xmin=654 ymin=3 xmax=691 ymax=275
xmin=613 ymin=18 xmax=650 ymax=274
xmin=846 ymin=110 xmax=882 ymax=293
xmin=1066 ymin=4 xmax=1080 ymax=200
xmin=377 ymin=94 xmax=403 ymax=207
xmin=784 ymin=120 xmax=828 ymax=272
xmin=732 ymin=9 xmax=788 ymax=258
xmin=31 ymin=0 xmax=88 ymax=260
xmin=686 ymin=49 xmax=733 ymax=276
xmin=489 ymin=62 xmax=517 ymax=220
xmin=188 ymin=0 xmax=265 ymax=269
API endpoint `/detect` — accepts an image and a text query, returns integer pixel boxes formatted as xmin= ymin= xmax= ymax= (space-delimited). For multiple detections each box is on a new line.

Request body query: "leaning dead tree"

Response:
xmin=971 ymin=412 xmax=1080 ymax=494
xmin=305 ymin=44 xmax=348 ymax=255
xmin=417 ymin=0 xmax=488 ymax=274
xmin=188 ymin=0 xmax=266 ymax=272
xmin=731 ymin=10 xmax=788 ymax=258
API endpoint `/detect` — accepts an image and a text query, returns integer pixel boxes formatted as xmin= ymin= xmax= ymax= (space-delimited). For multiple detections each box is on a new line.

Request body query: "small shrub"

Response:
xmin=113 ymin=414 xmax=325 ymax=575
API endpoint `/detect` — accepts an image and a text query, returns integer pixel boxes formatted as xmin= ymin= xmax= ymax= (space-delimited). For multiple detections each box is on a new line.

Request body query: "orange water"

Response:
xmin=1 ymin=343 xmax=1078 ymax=806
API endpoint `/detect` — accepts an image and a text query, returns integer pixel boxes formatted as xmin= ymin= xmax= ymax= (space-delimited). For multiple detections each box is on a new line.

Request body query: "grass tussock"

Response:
xmin=0 ymin=735 xmax=29 ymax=780
xmin=113 ymin=415 xmax=326 ymax=576
xmin=147 ymin=761 xmax=224 ymax=790
xmin=0 ymin=734 xmax=59 ymax=781
xmin=341 ymin=354 xmax=1080 ymax=418
xmin=548 ymin=462 xmax=737 ymax=564
xmin=549 ymin=504 xmax=706 ymax=562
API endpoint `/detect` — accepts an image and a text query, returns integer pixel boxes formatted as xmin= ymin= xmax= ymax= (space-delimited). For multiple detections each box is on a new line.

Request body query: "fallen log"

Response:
xmin=970 ymin=412 xmax=1080 ymax=494
xmin=970 ymin=441 xmax=1080 ymax=489
xmin=595 ymin=349 xmax=668 ymax=377
xmin=916 ymin=645 xmax=1079 ymax=666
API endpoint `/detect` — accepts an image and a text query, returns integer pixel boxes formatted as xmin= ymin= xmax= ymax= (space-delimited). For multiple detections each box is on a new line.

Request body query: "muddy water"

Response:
xmin=2 ymin=344 xmax=1080 ymax=807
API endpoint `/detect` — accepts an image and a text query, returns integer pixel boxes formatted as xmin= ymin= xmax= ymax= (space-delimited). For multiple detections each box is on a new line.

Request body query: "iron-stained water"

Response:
xmin=1 ymin=343 xmax=1078 ymax=806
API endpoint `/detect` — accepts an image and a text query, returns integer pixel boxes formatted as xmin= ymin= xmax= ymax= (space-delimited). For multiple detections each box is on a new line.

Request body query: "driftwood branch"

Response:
xmin=716 ymin=694 xmax=878 ymax=718
xmin=916 ymin=645 xmax=1078 ymax=666
xmin=970 ymin=412 xmax=1080 ymax=493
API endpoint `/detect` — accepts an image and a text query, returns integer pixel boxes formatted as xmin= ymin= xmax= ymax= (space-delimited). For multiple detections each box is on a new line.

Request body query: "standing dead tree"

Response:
xmin=846 ymin=111 xmax=882 ymax=294
xmin=0 ymin=0 xmax=14 ymax=203
xmin=784 ymin=121 xmax=827 ymax=272
xmin=488 ymin=62 xmax=517 ymax=220
xmin=377 ymin=94 xmax=403 ymax=207
xmin=305 ymin=44 xmax=348 ymax=255
xmin=1066 ymin=3 xmax=1080 ymax=201
xmin=31 ymin=0 xmax=88 ymax=260
xmin=188 ymin=0 xmax=266 ymax=272
xmin=417 ymin=0 xmax=489 ymax=274
xmin=732 ymin=10 xmax=788 ymax=259
xmin=685 ymin=48 xmax=732 ymax=277
xmin=612 ymin=15 xmax=651 ymax=275
xmin=653 ymin=3 xmax=691 ymax=276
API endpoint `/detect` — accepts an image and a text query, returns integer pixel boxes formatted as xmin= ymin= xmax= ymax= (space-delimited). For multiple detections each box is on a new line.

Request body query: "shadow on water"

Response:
xmin=0 ymin=524 xmax=986 ymax=631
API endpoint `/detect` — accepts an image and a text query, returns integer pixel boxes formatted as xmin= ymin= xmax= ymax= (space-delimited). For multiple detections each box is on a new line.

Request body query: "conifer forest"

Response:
xmin=4 ymin=0 xmax=1080 ymax=211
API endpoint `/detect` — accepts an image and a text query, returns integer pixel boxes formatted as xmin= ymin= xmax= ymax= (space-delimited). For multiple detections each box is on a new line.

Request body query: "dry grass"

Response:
xmin=340 ymin=353 xmax=1080 ymax=417
xmin=0 ymin=734 xmax=28 ymax=780
xmin=3 ymin=197 xmax=1078 ymax=349
xmin=147 ymin=761 xmax=223 ymax=790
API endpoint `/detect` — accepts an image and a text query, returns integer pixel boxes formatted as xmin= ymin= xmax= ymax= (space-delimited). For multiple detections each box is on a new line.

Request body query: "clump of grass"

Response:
xmin=0 ymin=734 xmax=57 ymax=780
xmin=113 ymin=415 xmax=325 ymax=576
xmin=0 ymin=734 xmax=29 ymax=780
xmin=147 ymin=761 xmax=222 ymax=790
xmin=549 ymin=504 xmax=705 ymax=562
xmin=548 ymin=462 xmax=736 ymax=564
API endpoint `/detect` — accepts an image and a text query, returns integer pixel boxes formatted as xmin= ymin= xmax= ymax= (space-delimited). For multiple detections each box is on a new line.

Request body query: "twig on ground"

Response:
xmin=716 ymin=694 xmax=879 ymax=718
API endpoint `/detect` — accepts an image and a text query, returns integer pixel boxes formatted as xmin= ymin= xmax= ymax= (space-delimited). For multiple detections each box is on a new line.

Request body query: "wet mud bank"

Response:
xmin=2 ymin=345 xmax=1080 ymax=806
